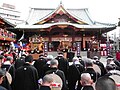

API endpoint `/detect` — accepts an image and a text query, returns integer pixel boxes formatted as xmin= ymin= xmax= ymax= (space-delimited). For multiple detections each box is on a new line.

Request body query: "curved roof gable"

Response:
xmin=26 ymin=4 xmax=94 ymax=25
xmin=35 ymin=4 xmax=88 ymax=25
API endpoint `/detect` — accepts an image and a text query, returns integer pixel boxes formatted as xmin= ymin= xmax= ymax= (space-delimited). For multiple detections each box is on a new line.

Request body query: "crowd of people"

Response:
xmin=0 ymin=48 xmax=119 ymax=90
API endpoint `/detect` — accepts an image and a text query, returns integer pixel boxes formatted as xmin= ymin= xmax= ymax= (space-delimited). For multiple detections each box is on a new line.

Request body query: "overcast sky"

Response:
xmin=0 ymin=0 xmax=120 ymax=24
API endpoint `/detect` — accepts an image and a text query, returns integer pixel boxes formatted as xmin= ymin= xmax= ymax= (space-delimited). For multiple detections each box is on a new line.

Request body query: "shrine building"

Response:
xmin=0 ymin=16 xmax=16 ymax=49
xmin=14 ymin=4 xmax=116 ymax=51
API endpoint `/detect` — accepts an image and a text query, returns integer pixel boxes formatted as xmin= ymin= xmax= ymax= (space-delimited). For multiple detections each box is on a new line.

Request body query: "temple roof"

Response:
xmin=27 ymin=4 xmax=95 ymax=25
xmin=16 ymin=22 xmax=115 ymax=29
xmin=0 ymin=15 xmax=15 ymax=27
xmin=16 ymin=4 xmax=116 ymax=30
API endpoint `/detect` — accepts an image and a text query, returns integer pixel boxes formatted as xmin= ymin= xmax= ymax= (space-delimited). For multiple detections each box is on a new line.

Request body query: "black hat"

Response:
xmin=93 ymin=56 xmax=98 ymax=59
xmin=25 ymin=55 xmax=33 ymax=63
xmin=106 ymin=55 xmax=114 ymax=60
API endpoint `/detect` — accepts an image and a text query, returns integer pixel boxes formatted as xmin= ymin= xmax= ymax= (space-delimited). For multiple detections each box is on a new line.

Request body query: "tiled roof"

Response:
xmin=27 ymin=8 xmax=54 ymax=25
xmin=23 ymin=4 xmax=116 ymax=29
xmin=0 ymin=15 xmax=15 ymax=27
xmin=26 ymin=6 xmax=95 ymax=25
xmin=16 ymin=22 xmax=115 ymax=29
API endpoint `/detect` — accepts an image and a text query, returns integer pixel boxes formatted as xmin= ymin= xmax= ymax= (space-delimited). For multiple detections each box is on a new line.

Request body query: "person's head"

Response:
xmin=20 ymin=55 xmax=26 ymax=61
xmin=50 ymin=59 xmax=58 ymax=68
xmin=80 ymin=73 xmax=93 ymax=86
xmin=47 ymin=55 xmax=54 ymax=61
xmin=46 ymin=55 xmax=54 ymax=64
xmin=77 ymin=56 xmax=82 ymax=61
xmin=93 ymin=56 xmax=99 ymax=61
xmin=85 ymin=60 xmax=93 ymax=68
xmin=25 ymin=55 xmax=33 ymax=64
xmin=95 ymin=76 xmax=116 ymax=90
xmin=6 ymin=56 xmax=13 ymax=63
xmin=0 ymin=69 xmax=5 ymax=84
xmin=106 ymin=55 xmax=114 ymax=65
xmin=42 ymin=74 xmax=53 ymax=87
xmin=72 ymin=57 xmax=80 ymax=64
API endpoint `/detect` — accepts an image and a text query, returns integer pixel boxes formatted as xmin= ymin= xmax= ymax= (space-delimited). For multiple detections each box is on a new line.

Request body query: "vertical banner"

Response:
xmin=76 ymin=42 xmax=81 ymax=57
xmin=106 ymin=41 xmax=110 ymax=55
xmin=44 ymin=41 xmax=48 ymax=56
xmin=106 ymin=33 xmax=110 ymax=55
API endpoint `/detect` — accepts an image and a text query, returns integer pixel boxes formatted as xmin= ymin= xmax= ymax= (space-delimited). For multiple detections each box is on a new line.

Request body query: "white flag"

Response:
xmin=18 ymin=31 xmax=24 ymax=41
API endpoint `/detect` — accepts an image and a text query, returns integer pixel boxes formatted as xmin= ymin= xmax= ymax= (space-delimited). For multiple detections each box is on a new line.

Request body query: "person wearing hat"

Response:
xmin=106 ymin=55 xmax=114 ymax=65
xmin=93 ymin=56 xmax=106 ymax=76
xmin=68 ymin=57 xmax=85 ymax=90
xmin=77 ymin=56 xmax=85 ymax=67
xmin=55 ymin=52 xmax=69 ymax=80
xmin=106 ymin=55 xmax=120 ymax=70
xmin=14 ymin=55 xmax=39 ymax=90
xmin=42 ymin=55 xmax=54 ymax=77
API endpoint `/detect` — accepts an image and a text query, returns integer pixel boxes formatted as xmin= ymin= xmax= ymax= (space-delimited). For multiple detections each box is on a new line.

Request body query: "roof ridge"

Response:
xmin=95 ymin=21 xmax=116 ymax=26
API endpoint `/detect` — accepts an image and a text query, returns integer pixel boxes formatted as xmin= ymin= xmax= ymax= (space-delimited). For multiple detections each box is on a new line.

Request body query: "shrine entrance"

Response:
xmin=50 ymin=36 xmax=72 ymax=51
xmin=51 ymin=41 xmax=60 ymax=51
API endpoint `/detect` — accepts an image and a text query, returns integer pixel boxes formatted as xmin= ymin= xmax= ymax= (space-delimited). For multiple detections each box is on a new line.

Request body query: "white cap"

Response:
xmin=47 ymin=55 xmax=54 ymax=60
xmin=73 ymin=57 xmax=79 ymax=62
xmin=93 ymin=56 xmax=98 ymax=59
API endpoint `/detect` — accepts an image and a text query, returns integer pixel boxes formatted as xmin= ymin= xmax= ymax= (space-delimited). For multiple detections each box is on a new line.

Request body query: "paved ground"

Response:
xmin=48 ymin=51 xmax=108 ymax=66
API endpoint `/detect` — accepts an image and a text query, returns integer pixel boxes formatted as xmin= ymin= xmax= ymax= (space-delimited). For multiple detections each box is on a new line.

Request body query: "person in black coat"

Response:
xmin=55 ymin=52 xmax=69 ymax=80
xmin=14 ymin=55 xmax=26 ymax=69
xmin=14 ymin=55 xmax=39 ymax=90
xmin=68 ymin=57 xmax=85 ymax=90
xmin=42 ymin=55 xmax=54 ymax=78
xmin=45 ymin=59 xmax=68 ymax=90
xmin=83 ymin=60 xmax=100 ymax=83
xmin=34 ymin=54 xmax=47 ymax=79
xmin=93 ymin=56 xmax=106 ymax=76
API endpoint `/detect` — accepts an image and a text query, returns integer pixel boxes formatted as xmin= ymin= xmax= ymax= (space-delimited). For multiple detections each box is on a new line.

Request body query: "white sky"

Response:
xmin=0 ymin=0 xmax=120 ymax=24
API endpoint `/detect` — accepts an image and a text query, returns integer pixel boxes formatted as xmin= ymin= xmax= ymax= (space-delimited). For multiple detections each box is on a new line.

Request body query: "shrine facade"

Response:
xmin=14 ymin=4 xmax=116 ymax=51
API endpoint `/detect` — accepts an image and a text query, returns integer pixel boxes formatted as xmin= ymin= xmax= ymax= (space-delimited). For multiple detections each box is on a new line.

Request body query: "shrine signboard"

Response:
xmin=51 ymin=37 xmax=72 ymax=41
